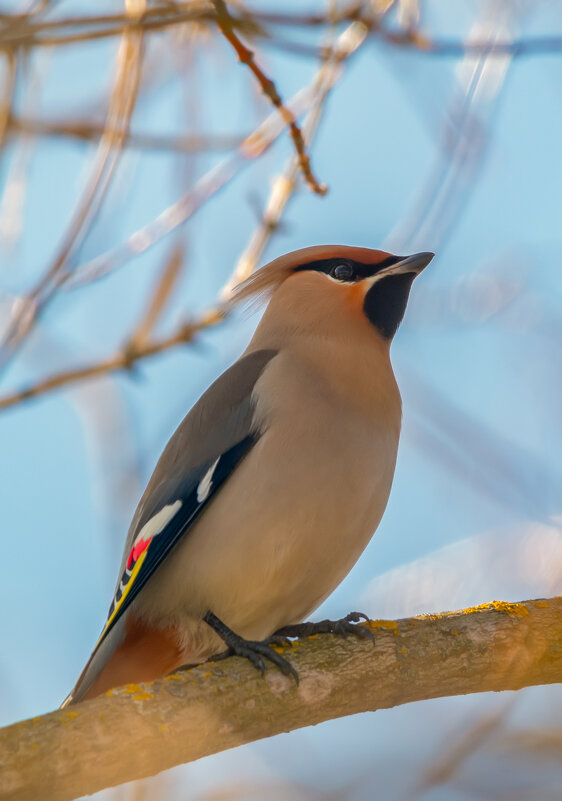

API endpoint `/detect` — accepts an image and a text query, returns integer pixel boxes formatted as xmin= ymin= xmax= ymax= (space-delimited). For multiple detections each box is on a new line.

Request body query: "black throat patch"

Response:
xmin=294 ymin=255 xmax=415 ymax=338
xmin=363 ymin=273 xmax=416 ymax=339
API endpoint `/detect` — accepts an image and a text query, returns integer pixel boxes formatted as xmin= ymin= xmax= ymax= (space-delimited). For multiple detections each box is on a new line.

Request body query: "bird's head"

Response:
xmin=234 ymin=245 xmax=434 ymax=341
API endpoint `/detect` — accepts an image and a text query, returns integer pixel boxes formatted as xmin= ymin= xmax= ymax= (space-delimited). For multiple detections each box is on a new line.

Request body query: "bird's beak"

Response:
xmin=377 ymin=251 xmax=434 ymax=280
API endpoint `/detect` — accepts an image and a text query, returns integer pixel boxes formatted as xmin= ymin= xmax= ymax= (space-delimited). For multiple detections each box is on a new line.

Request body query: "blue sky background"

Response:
xmin=0 ymin=1 xmax=561 ymax=799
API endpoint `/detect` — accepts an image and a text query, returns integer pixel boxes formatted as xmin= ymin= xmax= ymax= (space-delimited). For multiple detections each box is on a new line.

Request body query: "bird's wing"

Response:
xmin=99 ymin=438 xmax=256 ymax=647
xmin=62 ymin=348 xmax=276 ymax=705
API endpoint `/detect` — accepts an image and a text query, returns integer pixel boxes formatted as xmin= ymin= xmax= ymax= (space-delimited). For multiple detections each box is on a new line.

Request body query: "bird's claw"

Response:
xmin=275 ymin=611 xmax=375 ymax=646
xmin=203 ymin=611 xmax=299 ymax=683
xmin=228 ymin=637 xmax=299 ymax=683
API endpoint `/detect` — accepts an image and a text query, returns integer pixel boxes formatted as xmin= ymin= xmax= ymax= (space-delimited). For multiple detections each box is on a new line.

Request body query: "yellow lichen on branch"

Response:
xmin=1 ymin=596 xmax=561 ymax=801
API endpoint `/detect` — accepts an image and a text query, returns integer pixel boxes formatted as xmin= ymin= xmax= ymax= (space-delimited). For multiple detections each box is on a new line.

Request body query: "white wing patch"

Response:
xmin=132 ymin=499 xmax=183 ymax=549
xmin=197 ymin=458 xmax=220 ymax=503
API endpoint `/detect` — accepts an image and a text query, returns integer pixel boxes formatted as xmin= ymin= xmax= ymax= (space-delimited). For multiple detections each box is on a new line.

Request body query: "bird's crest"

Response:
xmin=231 ymin=245 xmax=398 ymax=307
xmin=231 ymin=259 xmax=293 ymax=307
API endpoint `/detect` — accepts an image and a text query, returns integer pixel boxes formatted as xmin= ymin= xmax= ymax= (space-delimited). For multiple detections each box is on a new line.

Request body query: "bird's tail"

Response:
xmin=60 ymin=614 xmax=183 ymax=707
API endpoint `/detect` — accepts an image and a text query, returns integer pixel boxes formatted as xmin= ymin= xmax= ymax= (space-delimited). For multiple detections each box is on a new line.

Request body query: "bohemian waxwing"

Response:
xmin=62 ymin=245 xmax=433 ymax=706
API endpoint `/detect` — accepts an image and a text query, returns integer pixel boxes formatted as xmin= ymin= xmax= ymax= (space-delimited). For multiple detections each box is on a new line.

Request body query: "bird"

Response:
xmin=62 ymin=245 xmax=433 ymax=706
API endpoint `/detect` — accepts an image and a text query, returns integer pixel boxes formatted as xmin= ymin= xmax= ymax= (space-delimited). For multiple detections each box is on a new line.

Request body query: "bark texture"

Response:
xmin=1 ymin=597 xmax=561 ymax=801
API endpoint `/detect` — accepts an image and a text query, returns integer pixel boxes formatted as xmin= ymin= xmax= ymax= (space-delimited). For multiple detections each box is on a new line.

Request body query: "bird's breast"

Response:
xmin=136 ymin=344 xmax=401 ymax=645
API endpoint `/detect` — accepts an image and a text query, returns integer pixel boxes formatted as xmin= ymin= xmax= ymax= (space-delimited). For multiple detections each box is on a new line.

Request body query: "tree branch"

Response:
xmin=7 ymin=115 xmax=245 ymax=151
xmin=2 ymin=3 xmax=562 ymax=59
xmin=212 ymin=0 xmax=327 ymax=196
xmin=0 ymin=0 xmax=146 ymax=372
xmin=0 ymin=306 xmax=226 ymax=412
xmin=0 ymin=19 xmax=366 ymax=414
xmin=1 ymin=597 xmax=561 ymax=801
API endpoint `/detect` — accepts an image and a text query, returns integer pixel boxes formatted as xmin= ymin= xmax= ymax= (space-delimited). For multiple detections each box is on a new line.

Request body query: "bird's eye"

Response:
xmin=332 ymin=263 xmax=355 ymax=281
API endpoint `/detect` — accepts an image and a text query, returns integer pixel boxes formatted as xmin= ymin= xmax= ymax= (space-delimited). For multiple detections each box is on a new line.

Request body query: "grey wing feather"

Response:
xmin=118 ymin=347 xmax=277 ymax=577
xmin=62 ymin=348 xmax=277 ymax=707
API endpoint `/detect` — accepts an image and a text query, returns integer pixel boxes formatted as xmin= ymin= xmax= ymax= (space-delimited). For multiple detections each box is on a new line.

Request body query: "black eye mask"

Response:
xmin=294 ymin=256 xmax=401 ymax=281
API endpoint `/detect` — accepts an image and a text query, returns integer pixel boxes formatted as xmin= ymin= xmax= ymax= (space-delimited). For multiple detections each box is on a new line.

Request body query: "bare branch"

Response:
xmin=221 ymin=19 xmax=368 ymax=298
xmin=128 ymin=241 xmax=185 ymax=349
xmin=63 ymin=80 xmax=319 ymax=291
xmin=1 ymin=2 xmax=561 ymax=60
xmin=1 ymin=597 xmax=561 ymax=801
xmin=7 ymin=115 xmax=245 ymax=152
xmin=212 ymin=0 xmax=327 ymax=196
xmin=0 ymin=4 xmax=214 ymax=49
xmin=0 ymin=49 xmax=17 ymax=154
xmin=0 ymin=0 xmax=146 ymax=370
xmin=0 ymin=305 xmax=225 ymax=412
xmin=0 ymin=20 xmax=368 ymax=413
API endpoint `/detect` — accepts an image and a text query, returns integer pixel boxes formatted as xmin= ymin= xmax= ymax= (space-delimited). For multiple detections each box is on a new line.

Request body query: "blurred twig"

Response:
xmin=405 ymin=367 xmax=554 ymax=522
xmin=0 ymin=48 xmax=46 ymax=254
xmin=388 ymin=2 xmax=516 ymax=253
xmin=1 ymin=3 xmax=561 ymax=59
xmin=0 ymin=0 xmax=146 ymax=370
xmin=0 ymin=305 xmax=224 ymax=412
xmin=0 ymin=4 xmax=353 ymax=49
xmin=0 ymin=4 xmax=213 ymax=48
xmin=412 ymin=703 xmax=513 ymax=798
xmin=0 ymin=49 xmax=16 ymax=154
xmin=499 ymin=729 xmax=562 ymax=761
xmin=7 ymin=115 xmax=244 ymax=151
xmin=127 ymin=241 xmax=185 ymax=350
xmin=221 ymin=18 xmax=368 ymax=297
xmin=0 ymin=17 xmax=367 ymax=412
xmin=63 ymin=80 xmax=318 ymax=291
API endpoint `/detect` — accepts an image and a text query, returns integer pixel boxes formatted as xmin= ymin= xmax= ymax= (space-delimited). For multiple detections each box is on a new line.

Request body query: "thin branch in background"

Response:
xmin=405 ymin=366 xmax=555 ymax=522
xmin=7 ymin=115 xmax=245 ymax=152
xmin=0 ymin=0 xmax=147 ymax=371
xmin=387 ymin=2 xmax=516 ymax=253
xmin=0 ymin=4 xmax=213 ymax=49
xmin=253 ymin=2 xmax=379 ymax=26
xmin=2 ymin=2 xmax=562 ymax=60
xmin=221 ymin=18 xmax=368 ymax=298
xmin=0 ymin=48 xmax=16 ymax=154
xmin=63 ymin=80 xmax=318 ymax=291
xmin=212 ymin=0 xmax=327 ymax=196
xmin=0 ymin=49 xmax=25 ymax=255
xmin=0 ymin=5 xmax=276 ymax=50
xmin=412 ymin=703 xmax=513 ymax=799
xmin=382 ymin=29 xmax=562 ymax=58
xmin=254 ymin=27 xmax=562 ymax=62
xmin=65 ymin=13 xmax=365 ymax=294
xmin=396 ymin=0 xmax=420 ymax=31
xmin=0 ymin=308 xmax=224 ymax=412
xmin=0 ymin=48 xmax=47 ymax=256
xmin=498 ymin=729 xmax=562 ymax=763
xmin=0 ymin=0 xmax=53 ymax=27
xmin=0 ymin=1 xmax=557 ymax=413
xmin=0 ymin=18 xmax=367 ymax=412
xmin=221 ymin=168 xmax=298 ymax=302
xmin=127 ymin=241 xmax=185 ymax=351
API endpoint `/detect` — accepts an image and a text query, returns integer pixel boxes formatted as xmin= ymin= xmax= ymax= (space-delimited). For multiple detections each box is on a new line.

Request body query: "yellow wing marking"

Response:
xmin=94 ymin=549 xmax=149 ymax=649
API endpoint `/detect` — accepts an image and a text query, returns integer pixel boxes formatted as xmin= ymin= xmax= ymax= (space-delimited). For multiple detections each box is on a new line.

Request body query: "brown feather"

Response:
xmin=81 ymin=616 xmax=183 ymax=701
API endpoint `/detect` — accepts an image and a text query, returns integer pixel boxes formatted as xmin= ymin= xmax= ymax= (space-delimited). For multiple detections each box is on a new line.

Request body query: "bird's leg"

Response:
xmin=275 ymin=611 xmax=375 ymax=644
xmin=203 ymin=611 xmax=299 ymax=683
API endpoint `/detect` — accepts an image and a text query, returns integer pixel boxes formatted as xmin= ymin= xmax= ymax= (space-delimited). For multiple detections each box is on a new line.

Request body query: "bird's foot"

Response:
xmin=275 ymin=611 xmax=375 ymax=644
xmin=204 ymin=611 xmax=299 ymax=683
